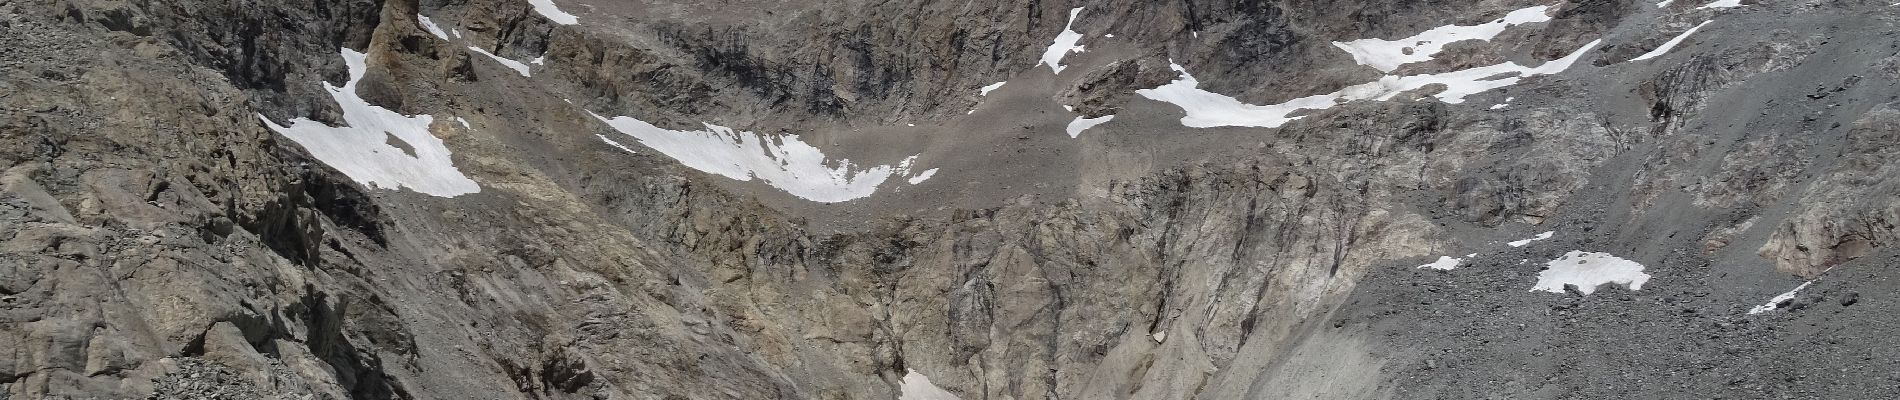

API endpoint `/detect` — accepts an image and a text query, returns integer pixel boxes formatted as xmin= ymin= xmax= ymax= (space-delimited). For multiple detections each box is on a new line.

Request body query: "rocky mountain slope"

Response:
xmin=4 ymin=0 xmax=1900 ymax=398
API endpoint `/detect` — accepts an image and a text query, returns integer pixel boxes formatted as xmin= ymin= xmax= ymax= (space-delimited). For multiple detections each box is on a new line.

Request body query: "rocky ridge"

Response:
xmin=5 ymin=0 xmax=1900 ymax=399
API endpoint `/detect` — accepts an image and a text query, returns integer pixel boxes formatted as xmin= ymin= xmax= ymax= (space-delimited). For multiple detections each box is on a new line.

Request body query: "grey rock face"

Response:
xmin=6 ymin=0 xmax=1900 ymax=399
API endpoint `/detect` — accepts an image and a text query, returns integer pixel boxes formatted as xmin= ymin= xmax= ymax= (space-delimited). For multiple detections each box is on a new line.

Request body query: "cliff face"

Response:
xmin=6 ymin=0 xmax=1900 ymax=398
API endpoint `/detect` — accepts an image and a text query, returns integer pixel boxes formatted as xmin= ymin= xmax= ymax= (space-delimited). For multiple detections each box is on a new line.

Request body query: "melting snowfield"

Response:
xmin=1065 ymin=115 xmax=1114 ymax=138
xmin=468 ymin=46 xmax=532 ymax=77
xmin=1331 ymin=6 xmax=1553 ymax=73
xmin=899 ymin=370 xmax=962 ymax=400
xmin=1507 ymin=231 xmax=1554 ymax=247
xmin=1532 ymin=251 xmax=1652 ymax=294
xmin=1135 ymin=63 xmax=1341 ymax=128
xmin=1418 ymin=255 xmax=1465 ymax=270
xmin=1140 ymin=3 xmax=1597 ymax=129
xmin=260 ymin=49 xmax=478 ymax=198
xmin=907 ymin=168 xmax=939 ymax=184
xmin=978 ymin=81 xmax=1007 ymax=96
xmin=1039 ymin=7 xmax=1087 ymax=74
xmin=1140 ymin=39 xmax=1600 ymax=128
xmin=1749 ymin=281 xmax=1813 ymax=314
xmin=526 ymin=0 xmax=579 ymax=24
xmin=595 ymin=134 xmax=637 ymax=154
xmin=418 ymin=15 xmax=453 ymax=40
xmin=1630 ymin=20 xmax=1712 ymax=62
xmin=590 ymin=112 xmax=926 ymax=203
xmin=259 ymin=49 xmax=480 ymax=197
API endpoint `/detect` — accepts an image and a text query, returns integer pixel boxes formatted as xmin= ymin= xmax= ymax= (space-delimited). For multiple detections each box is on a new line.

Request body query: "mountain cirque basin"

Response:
xmin=4 ymin=0 xmax=1900 ymax=399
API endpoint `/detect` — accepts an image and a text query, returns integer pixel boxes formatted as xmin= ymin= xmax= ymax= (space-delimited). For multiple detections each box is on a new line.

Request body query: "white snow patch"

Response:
xmin=1417 ymin=255 xmax=1464 ymax=270
xmin=1630 ymin=20 xmax=1712 ymax=62
xmin=1105 ymin=33 xmax=1116 ymax=38
xmin=1697 ymin=0 xmax=1742 ymax=9
xmin=1532 ymin=251 xmax=1652 ymax=295
xmin=1656 ymin=0 xmax=1674 ymax=7
xmin=417 ymin=15 xmax=453 ymax=40
xmin=596 ymin=134 xmax=636 ymax=154
xmin=1135 ymin=63 xmax=1339 ymax=128
xmin=1344 ymin=40 xmax=1598 ymax=104
xmin=907 ymin=168 xmax=939 ymax=184
xmin=526 ymin=0 xmax=579 ymax=25
xmin=1490 ymin=104 xmax=1507 ymax=110
xmin=530 ymin=56 xmax=546 ymax=65
xmin=468 ymin=46 xmax=532 ymax=77
xmin=590 ymin=112 xmax=918 ymax=203
xmin=1152 ymin=331 xmax=1167 ymax=343
xmin=1331 ymin=6 xmax=1552 ymax=73
xmin=1507 ymin=231 xmax=1554 ymax=247
xmin=259 ymin=48 xmax=479 ymax=197
xmin=454 ymin=117 xmax=471 ymax=129
xmin=1748 ymin=281 xmax=1811 ymax=314
xmin=1139 ymin=40 xmax=1599 ymax=129
xmin=1065 ymin=115 xmax=1114 ymax=138
xmin=978 ymin=81 xmax=1007 ymax=96
xmin=899 ymin=370 xmax=962 ymax=400
xmin=1039 ymin=7 xmax=1087 ymax=74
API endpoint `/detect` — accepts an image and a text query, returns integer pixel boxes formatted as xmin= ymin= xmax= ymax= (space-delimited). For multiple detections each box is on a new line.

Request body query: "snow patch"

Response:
xmin=1507 ymin=231 xmax=1554 ymax=247
xmin=1418 ymin=255 xmax=1464 ymax=270
xmin=979 ymin=81 xmax=1007 ymax=96
xmin=1039 ymin=7 xmax=1087 ymax=74
xmin=1344 ymin=40 xmax=1598 ymax=104
xmin=468 ymin=46 xmax=532 ymax=77
xmin=1748 ymin=281 xmax=1811 ymax=314
xmin=1135 ymin=63 xmax=1338 ymax=128
xmin=526 ymin=0 xmax=579 ymax=25
xmin=1331 ymin=6 xmax=1553 ymax=73
xmin=900 ymin=370 xmax=962 ymax=400
xmin=1656 ymin=0 xmax=1674 ymax=6
xmin=454 ymin=117 xmax=471 ymax=129
xmin=1065 ymin=115 xmax=1114 ymax=138
xmin=417 ymin=15 xmax=453 ymax=40
xmin=1532 ymin=251 xmax=1652 ymax=295
xmin=590 ymin=112 xmax=919 ymax=203
xmin=1139 ymin=40 xmax=1598 ymax=129
xmin=1697 ymin=0 xmax=1742 ymax=9
xmin=596 ymin=134 xmax=636 ymax=154
xmin=1630 ymin=20 xmax=1712 ymax=62
xmin=1489 ymin=104 xmax=1507 ymax=110
xmin=259 ymin=48 xmax=479 ymax=197
xmin=907 ymin=169 xmax=939 ymax=184
xmin=1152 ymin=331 xmax=1167 ymax=343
